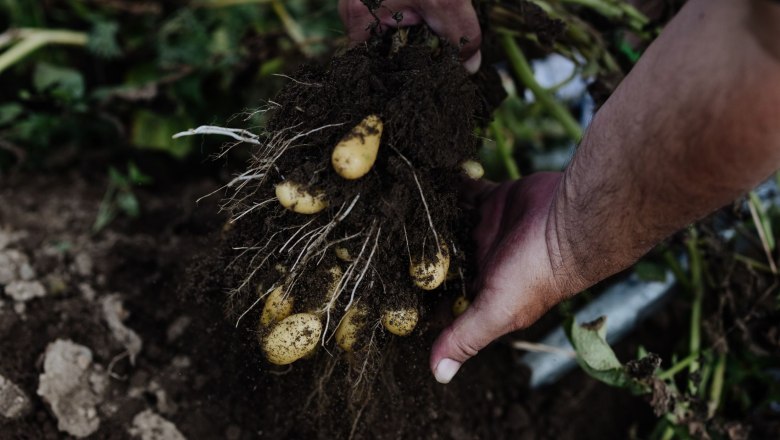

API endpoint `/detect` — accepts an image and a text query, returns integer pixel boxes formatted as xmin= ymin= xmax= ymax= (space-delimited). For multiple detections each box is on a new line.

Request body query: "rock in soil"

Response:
xmin=3 ymin=280 xmax=46 ymax=302
xmin=0 ymin=374 xmax=30 ymax=420
xmin=37 ymin=339 xmax=108 ymax=438
xmin=129 ymin=409 xmax=186 ymax=440
xmin=0 ymin=249 xmax=35 ymax=285
xmin=101 ymin=294 xmax=143 ymax=364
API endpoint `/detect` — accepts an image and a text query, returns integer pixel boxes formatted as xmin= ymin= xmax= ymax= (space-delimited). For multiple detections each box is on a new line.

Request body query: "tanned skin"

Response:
xmin=339 ymin=0 xmax=780 ymax=383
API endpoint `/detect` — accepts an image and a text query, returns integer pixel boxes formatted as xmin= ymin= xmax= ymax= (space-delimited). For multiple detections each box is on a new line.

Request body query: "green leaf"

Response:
xmin=33 ymin=63 xmax=85 ymax=102
xmin=108 ymin=166 xmax=129 ymax=187
xmin=0 ymin=103 xmax=24 ymax=126
xmin=571 ymin=317 xmax=622 ymax=371
xmin=131 ymin=110 xmax=193 ymax=159
xmin=567 ymin=316 xmax=629 ymax=388
xmin=116 ymin=191 xmax=140 ymax=217
xmin=88 ymin=21 xmax=123 ymax=59
xmin=127 ymin=162 xmax=153 ymax=185
xmin=634 ymin=261 xmax=667 ymax=282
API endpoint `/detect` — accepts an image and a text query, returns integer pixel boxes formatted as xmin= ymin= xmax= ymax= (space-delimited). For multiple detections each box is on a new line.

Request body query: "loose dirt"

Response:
xmin=0 ymin=154 xmax=658 ymax=439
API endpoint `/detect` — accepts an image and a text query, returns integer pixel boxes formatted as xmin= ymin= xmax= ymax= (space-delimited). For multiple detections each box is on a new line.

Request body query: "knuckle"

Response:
xmin=341 ymin=0 xmax=369 ymax=23
xmin=451 ymin=335 xmax=480 ymax=358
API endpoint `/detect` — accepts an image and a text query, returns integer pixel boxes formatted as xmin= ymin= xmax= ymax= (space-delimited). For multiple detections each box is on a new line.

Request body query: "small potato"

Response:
xmin=452 ymin=294 xmax=470 ymax=317
xmin=275 ymin=181 xmax=327 ymax=214
xmin=262 ymin=313 xmax=322 ymax=365
xmin=460 ymin=160 xmax=484 ymax=179
xmin=410 ymin=244 xmax=450 ymax=290
xmin=334 ymin=246 xmax=353 ymax=262
xmin=331 ymin=114 xmax=383 ymax=180
xmin=382 ymin=307 xmax=418 ymax=336
xmin=260 ymin=286 xmax=294 ymax=327
xmin=326 ymin=266 xmax=343 ymax=298
xmin=335 ymin=305 xmax=368 ymax=352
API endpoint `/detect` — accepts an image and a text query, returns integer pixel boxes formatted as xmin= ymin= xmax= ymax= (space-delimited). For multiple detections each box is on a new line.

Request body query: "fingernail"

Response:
xmin=434 ymin=358 xmax=462 ymax=384
xmin=463 ymin=51 xmax=482 ymax=74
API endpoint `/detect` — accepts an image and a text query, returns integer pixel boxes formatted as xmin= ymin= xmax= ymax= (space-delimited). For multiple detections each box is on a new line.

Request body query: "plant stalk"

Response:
xmin=490 ymin=118 xmax=521 ymax=180
xmin=686 ymin=230 xmax=703 ymax=394
xmin=499 ymin=33 xmax=583 ymax=142
xmin=0 ymin=29 xmax=88 ymax=75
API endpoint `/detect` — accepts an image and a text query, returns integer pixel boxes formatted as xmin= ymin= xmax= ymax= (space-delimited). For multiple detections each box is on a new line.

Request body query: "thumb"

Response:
xmin=429 ymin=291 xmax=510 ymax=384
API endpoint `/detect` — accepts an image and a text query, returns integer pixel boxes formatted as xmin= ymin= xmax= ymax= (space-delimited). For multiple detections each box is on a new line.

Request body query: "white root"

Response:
xmin=172 ymin=125 xmax=262 ymax=144
xmin=235 ymin=284 xmax=278 ymax=328
xmin=390 ymin=146 xmax=441 ymax=256
xmin=321 ymin=221 xmax=379 ymax=345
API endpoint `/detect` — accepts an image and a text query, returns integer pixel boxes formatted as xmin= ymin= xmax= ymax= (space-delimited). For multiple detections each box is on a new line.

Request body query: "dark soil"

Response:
xmin=0 ymin=159 xmax=661 ymax=440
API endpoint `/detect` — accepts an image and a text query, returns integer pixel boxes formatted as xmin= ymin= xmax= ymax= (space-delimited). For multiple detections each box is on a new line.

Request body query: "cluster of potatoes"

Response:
xmin=263 ymin=115 xmax=481 ymax=365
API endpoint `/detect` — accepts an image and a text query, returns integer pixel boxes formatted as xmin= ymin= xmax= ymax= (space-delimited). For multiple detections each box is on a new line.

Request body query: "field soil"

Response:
xmin=0 ymin=152 xmax=660 ymax=439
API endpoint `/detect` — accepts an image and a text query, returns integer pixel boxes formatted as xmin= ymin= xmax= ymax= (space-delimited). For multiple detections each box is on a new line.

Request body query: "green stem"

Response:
xmin=490 ymin=118 xmax=521 ymax=180
xmin=662 ymin=249 xmax=691 ymax=291
xmin=660 ymin=425 xmax=675 ymax=440
xmin=734 ymin=254 xmax=775 ymax=274
xmin=686 ymin=230 xmax=703 ymax=393
xmin=708 ymin=353 xmax=726 ymax=417
xmin=560 ymin=0 xmax=649 ymax=30
xmin=0 ymin=29 xmax=88 ymax=75
xmin=657 ymin=352 xmax=698 ymax=381
xmin=499 ymin=33 xmax=583 ymax=142
xmin=271 ymin=0 xmax=312 ymax=57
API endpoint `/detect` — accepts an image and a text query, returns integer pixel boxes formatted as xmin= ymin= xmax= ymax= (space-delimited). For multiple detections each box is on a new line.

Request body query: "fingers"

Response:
xmin=338 ymin=0 xmax=423 ymax=42
xmin=338 ymin=0 xmax=482 ymax=71
xmin=418 ymin=0 xmax=482 ymax=67
xmin=429 ymin=288 xmax=513 ymax=384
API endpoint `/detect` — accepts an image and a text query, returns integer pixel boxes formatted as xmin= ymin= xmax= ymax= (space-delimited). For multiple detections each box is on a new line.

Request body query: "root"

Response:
xmin=345 ymin=226 xmax=381 ymax=311
xmin=304 ymin=353 xmax=340 ymax=415
xmin=390 ymin=146 xmax=441 ymax=255
xmin=271 ymin=73 xmax=322 ymax=87
xmin=285 ymin=194 xmax=361 ymax=294
xmin=321 ymin=221 xmax=379 ymax=344
xmin=234 ymin=284 xmax=278 ymax=328
xmin=183 ymin=121 xmax=345 ymax=213
xmin=352 ymin=320 xmax=382 ymax=392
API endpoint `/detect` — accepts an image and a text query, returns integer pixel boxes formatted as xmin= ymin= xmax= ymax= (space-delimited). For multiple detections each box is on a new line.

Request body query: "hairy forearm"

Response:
xmin=548 ymin=0 xmax=780 ymax=290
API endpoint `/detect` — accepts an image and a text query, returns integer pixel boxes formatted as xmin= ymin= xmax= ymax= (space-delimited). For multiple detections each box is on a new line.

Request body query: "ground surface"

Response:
xmin=0 ymin=153 xmax=662 ymax=439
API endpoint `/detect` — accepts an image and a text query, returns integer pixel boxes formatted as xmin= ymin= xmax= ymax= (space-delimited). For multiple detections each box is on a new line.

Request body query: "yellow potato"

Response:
xmin=335 ymin=305 xmax=368 ymax=352
xmin=331 ymin=114 xmax=383 ymax=180
xmin=452 ymin=294 xmax=470 ymax=317
xmin=410 ymin=244 xmax=450 ymax=290
xmin=326 ymin=266 xmax=343 ymax=299
xmin=275 ymin=181 xmax=327 ymax=214
xmin=334 ymin=246 xmax=353 ymax=262
xmin=262 ymin=313 xmax=322 ymax=365
xmin=381 ymin=307 xmax=418 ymax=336
xmin=260 ymin=286 xmax=294 ymax=327
xmin=460 ymin=160 xmax=484 ymax=179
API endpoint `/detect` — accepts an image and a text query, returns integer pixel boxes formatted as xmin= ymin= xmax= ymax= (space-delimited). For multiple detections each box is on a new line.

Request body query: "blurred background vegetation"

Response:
xmin=0 ymin=0 xmax=343 ymax=169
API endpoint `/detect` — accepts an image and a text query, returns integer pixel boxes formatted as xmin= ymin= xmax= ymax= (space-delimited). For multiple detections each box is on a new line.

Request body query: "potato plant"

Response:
xmin=178 ymin=25 xmax=497 ymax=374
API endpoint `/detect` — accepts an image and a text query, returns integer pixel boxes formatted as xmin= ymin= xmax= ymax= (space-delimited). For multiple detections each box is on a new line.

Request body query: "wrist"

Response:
xmin=543 ymin=173 xmax=591 ymax=297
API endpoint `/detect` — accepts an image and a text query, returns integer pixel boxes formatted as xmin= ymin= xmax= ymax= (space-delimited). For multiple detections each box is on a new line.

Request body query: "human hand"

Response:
xmin=430 ymin=172 xmax=587 ymax=383
xmin=337 ymin=0 xmax=482 ymax=73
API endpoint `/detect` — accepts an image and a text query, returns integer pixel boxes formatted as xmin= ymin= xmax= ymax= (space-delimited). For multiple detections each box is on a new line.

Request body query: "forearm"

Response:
xmin=549 ymin=0 xmax=780 ymax=290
